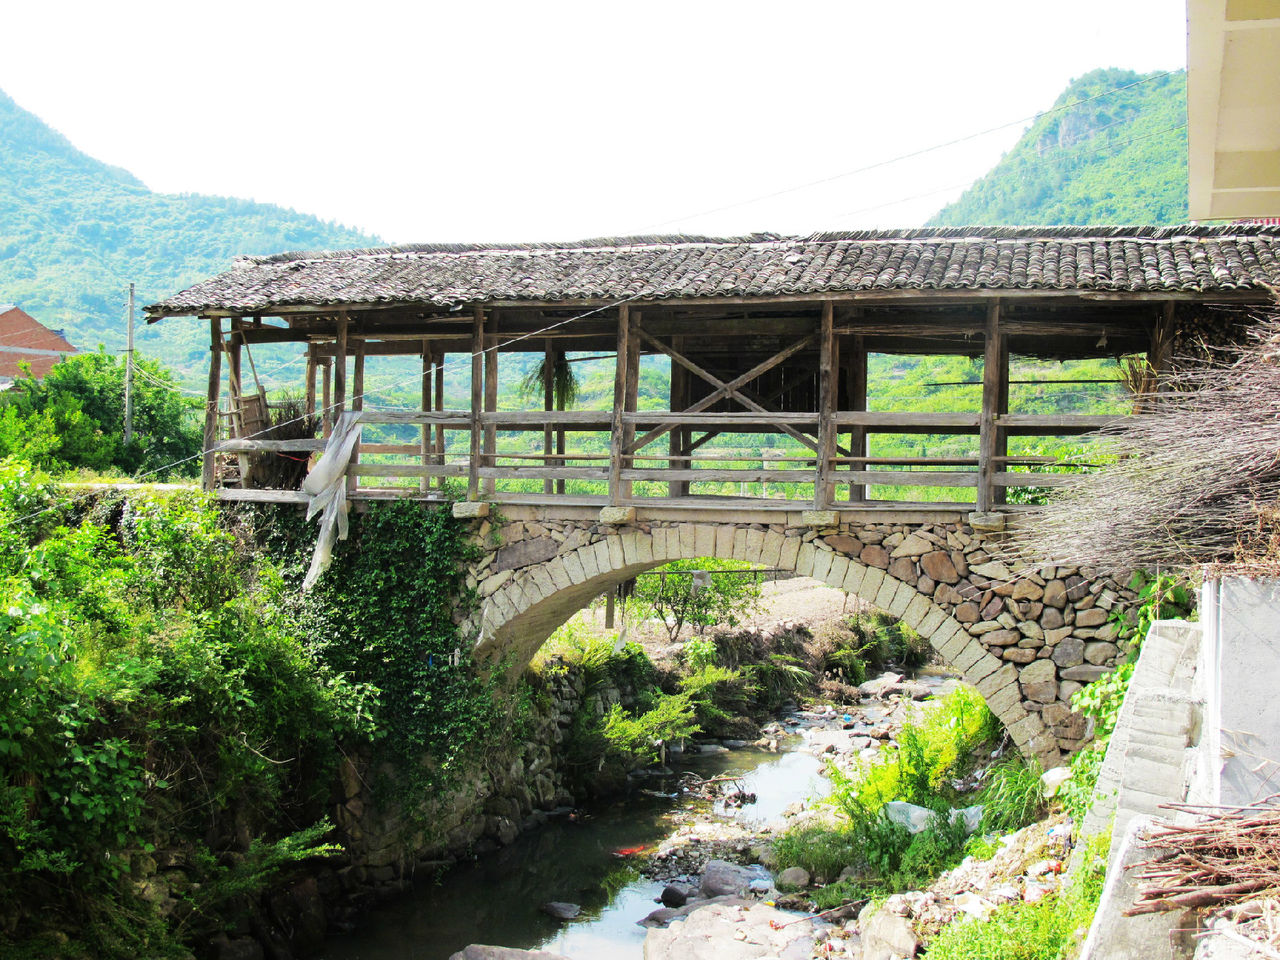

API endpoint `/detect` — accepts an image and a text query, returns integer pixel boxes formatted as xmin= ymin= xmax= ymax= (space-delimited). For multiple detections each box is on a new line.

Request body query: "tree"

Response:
xmin=634 ymin=557 xmax=764 ymax=641
xmin=0 ymin=350 xmax=201 ymax=477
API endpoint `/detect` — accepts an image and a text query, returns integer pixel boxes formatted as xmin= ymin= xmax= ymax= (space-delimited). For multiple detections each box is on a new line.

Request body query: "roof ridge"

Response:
xmin=238 ymin=224 xmax=1280 ymax=266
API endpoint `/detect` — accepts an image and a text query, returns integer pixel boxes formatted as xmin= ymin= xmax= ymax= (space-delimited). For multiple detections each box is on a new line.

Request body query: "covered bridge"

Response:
xmin=146 ymin=224 xmax=1280 ymax=514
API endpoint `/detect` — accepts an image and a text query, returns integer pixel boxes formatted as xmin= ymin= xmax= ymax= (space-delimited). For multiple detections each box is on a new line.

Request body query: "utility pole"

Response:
xmin=124 ymin=283 xmax=134 ymax=445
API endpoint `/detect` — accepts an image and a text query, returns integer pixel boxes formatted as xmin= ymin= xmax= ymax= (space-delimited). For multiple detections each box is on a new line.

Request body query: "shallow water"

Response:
xmin=318 ymin=732 xmax=830 ymax=960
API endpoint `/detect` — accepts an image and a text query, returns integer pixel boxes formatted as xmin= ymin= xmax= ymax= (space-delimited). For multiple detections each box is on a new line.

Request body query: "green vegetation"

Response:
xmin=924 ymin=833 xmax=1109 ymax=960
xmin=634 ymin=557 xmax=765 ymax=640
xmin=0 ymin=461 xmax=503 ymax=957
xmin=930 ymin=68 xmax=1187 ymax=226
xmin=0 ymin=88 xmax=376 ymax=371
xmin=771 ymin=688 xmax=1012 ymax=899
xmin=0 ymin=351 xmax=200 ymax=477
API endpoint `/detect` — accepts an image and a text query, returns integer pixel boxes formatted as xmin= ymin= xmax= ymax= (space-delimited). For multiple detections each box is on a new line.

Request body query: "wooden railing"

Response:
xmin=212 ymin=407 xmax=1121 ymax=511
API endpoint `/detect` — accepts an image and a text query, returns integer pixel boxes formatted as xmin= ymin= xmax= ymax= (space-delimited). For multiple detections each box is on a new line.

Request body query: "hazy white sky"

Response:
xmin=2 ymin=1 xmax=1187 ymax=243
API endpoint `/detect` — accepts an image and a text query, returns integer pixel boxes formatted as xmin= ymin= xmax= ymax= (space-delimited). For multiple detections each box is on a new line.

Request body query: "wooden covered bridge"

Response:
xmin=148 ymin=224 xmax=1280 ymax=762
xmin=148 ymin=224 xmax=1280 ymax=515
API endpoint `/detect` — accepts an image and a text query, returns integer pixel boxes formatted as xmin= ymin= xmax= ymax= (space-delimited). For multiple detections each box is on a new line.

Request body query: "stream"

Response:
xmin=318 ymin=722 xmax=834 ymax=960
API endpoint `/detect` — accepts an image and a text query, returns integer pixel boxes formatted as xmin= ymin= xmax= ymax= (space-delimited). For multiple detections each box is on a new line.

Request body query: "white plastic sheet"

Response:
xmin=301 ymin=412 xmax=364 ymax=590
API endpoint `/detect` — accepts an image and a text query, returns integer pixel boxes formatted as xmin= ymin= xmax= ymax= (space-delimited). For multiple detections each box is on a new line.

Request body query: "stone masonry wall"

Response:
xmin=457 ymin=506 xmax=1140 ymax=765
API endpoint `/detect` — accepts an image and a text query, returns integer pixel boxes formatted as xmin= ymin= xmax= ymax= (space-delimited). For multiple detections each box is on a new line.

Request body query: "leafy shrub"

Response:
xmin=600 ymin=695 xmax=700 ymax=765
xmin=634 ymin=557 xmax=764 ymax=640
xmin=682 ymin=637 xmax=718 ymax=671
xmin=1059 ymin=740 xmax=1106 ymax=826
xmin=979 ymin=755 xmax=1046 ymax=834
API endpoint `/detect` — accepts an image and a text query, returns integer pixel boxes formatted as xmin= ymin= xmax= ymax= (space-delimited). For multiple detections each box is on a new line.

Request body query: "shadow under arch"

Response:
xmin=474 ymin=523 xmax=1058 ymax=765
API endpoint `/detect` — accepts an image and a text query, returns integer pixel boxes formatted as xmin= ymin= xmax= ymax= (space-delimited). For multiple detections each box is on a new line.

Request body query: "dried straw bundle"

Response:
xmin=1014 ymin=305 xmax=1280 ymax=573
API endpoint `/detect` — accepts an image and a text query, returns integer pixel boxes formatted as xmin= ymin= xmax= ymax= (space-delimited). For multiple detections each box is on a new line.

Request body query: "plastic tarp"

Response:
xmin=301 ymin=411 xmax=364 ymax=590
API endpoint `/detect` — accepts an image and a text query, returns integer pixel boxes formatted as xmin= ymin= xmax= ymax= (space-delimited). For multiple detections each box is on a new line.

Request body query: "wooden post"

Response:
xmin=421 ymin=340 xmax=432 ymax=495
xmin=469 ymin=306 xmax=484 ymax=500
xmin=669 ymin=334 xmax=688 ymax=498
xmin=434 ymin=351 xmax=445 ymax=483
xmin=847 ymin=334 xmax=867 ymax=502
xmin=604 ymin=591 xmax=616 ymax=629
xmin=608 ymin=304 xmax=631 ymax=505
xmin=334 ymin=314 xmax=348 ymax=416
xmin=622 ymin=311 xmax=641 ymax=502
xmin=815 ymin=301 xmax=837 ymax=509
xmin=543 ymin=340 xmax=554 ymax=496
xmin=304 ymin=346 xmax=317 ymax=420
xmin=227 ymin=329 xmax=244 ymax=437
xmin=202 ymin=318 xmax=223 ymax=491
xmin=483 ymin=313 xmax=499 ymax=497
xmin=347 ymin=338 xmax=365 ymax=497
xmin=321 ymin=357 xmax=332 ymax=437
xmin=978 ymin=302 xmax=1008 ymax=512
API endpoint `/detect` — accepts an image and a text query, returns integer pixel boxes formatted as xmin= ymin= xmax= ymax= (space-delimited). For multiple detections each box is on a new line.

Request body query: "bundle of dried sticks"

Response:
xmin=1125 ymin=796 xmax=1280 ymax=916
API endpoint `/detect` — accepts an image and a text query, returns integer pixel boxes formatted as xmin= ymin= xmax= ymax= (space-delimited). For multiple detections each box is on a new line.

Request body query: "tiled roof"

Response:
xmin=0 ymin=305 xmax=78 ymax=379
xmin=146 ymin=225 xmax=1280 ymax=318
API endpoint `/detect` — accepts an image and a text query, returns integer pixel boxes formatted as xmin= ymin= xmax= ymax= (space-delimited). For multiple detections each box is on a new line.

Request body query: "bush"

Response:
xmin=634 ymin=557 xmax=764 ymax=640
xmin=979 ymin=755 xmax=1046 ymax=834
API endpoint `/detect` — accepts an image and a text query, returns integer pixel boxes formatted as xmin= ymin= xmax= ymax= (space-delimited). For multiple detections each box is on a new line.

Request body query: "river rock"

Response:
xmin=700 ymin=860 xmax=772 ymax=897
xmin=660 ymin=882 xmax=696 ymax=908
xmin=449 ymin=949 xmax=572 ymax=960
xmin=540 ymin=901 xmax=581 ymax=921
xmin=643 ymin=898 xmax=820 ymax=960
xmin=777 ymin=866 xmax=811 ymax=889
xmin=859 ymin=671 xmax=903 ymax=698
xmin=859 ymin=902 xmax=922 ymax=960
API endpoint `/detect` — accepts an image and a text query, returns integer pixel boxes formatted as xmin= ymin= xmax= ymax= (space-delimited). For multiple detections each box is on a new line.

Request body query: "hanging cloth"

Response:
xmin=301 ymin=411 xmax=364 ymax=590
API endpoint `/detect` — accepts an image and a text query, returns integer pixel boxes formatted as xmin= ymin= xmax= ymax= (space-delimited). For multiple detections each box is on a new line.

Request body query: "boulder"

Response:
xmin=540 ymin=901 xmax=581 ymax=921
xmin=777 ymin=866 xmax=811 ymax=889
xmin=859 ymin=671 xmax=904 ymax=698
xmin=1042 ymin=580 xmax=1068 ymax=608
xmin=859 ymin=903 xmax=922 ymax=960
xmin=660 ymin=882 xmax=696 ymax=908
xmin=700 ymin=859 xmax=772 ymax=897
xmin=449 ymin=949 xmax=572 ymax=960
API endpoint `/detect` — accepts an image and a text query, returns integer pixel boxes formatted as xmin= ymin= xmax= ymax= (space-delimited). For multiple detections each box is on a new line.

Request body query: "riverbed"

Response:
xmin=318 ymin=723 xmax=833 ymax=960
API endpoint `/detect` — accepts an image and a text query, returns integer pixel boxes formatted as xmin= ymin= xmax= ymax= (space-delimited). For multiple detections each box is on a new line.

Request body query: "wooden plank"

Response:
xmin=362 ymin=443 xmax=424 ymax=455
xmin=358 ymin=410 xmax=472 ymax=425
xmin=214 ymin=487 xmax=310 ymax=503
xmin=815 ymin=300 xmax=836 ymax=508
xmin=621 ymin=468 xmax=815 ymax=483
xmin=479 ymin=466 xmax=609 ymax=480
xmin=978 ymin=302 xmax=1004 ymax=511
xmin=352 ymin=463 xmax=469 ymax=478
xmin=478 ymin=410 xmax=613 ymax=426
xmin=831 ymin=411 xmax=982 ymax=428
xmin=215 ymin=439 xmax=326 ymax=453
xmin=608 ymin=304 xmax=630 ymax=505
xmin=483 ymin=314 xmax=499 ymax=496
xmin=834 ymin=456 xmax=978 ymax=466
xmin=469 ymin=307 xmax=484 ymax=500
xmin=994 ymin=472 xmax=1082 ymax=488
xmin=844 ymin=470 xmax=978 ymax=487
xmin=996 ymin=413 xmax=1130 ymax=430
xmin=202 ymin=318 xmax=223 ymax=491
xmin=623 ymin=411 xmax=818 ymax=426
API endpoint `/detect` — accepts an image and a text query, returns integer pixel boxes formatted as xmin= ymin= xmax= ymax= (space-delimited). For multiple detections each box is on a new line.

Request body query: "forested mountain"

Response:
xmin=928 ymin=68 xmax=1187 ymax=226
xmin=0 ymin=89 xmax=378 ymax=371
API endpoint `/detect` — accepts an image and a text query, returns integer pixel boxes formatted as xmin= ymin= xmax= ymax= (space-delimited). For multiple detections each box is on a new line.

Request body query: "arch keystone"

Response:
xmin=795 ymin=543 xmax=817 ymax=578
xmin=779 ymin=536 xmax=801 ymax=570
xmin=716 ymin=525 xmax=736 ymax=557
xmin=563 ymin=551 xmax=587 ymax=584
xmin=732 ymin=527 xmax=749 ymax=560
xmin=695 ymin=524 xmax=717 ymax=557
xmin=591 ymin=539 xmax=612 ymax=573
xmin=578 ymin=545 xmax=602 ymax=580
xmin=606 ymin=535 xmax=625 ymax=569
xmin=547 ymin=558 xmax=572 ymax=591
xmin=761 ymin=531 xmax=785 ymax=568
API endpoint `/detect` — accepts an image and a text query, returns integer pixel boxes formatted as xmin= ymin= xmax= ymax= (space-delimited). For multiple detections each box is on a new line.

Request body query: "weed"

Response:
xmin=980 ymin=755 xmax=1046 ymax=834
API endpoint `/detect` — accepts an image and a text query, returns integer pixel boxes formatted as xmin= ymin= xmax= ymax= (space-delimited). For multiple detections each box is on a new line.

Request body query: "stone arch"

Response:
xmin=473 ymin=521 xmax=1060 ymax=766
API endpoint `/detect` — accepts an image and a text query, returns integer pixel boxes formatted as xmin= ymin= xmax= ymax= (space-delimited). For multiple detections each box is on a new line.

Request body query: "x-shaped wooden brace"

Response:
xmin=629 ymin=328 xmax=819 ymax=455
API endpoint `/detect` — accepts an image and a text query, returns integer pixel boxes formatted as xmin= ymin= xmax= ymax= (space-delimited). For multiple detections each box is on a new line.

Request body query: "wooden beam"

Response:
xmin=669 ymin=334 xmax=688 ymax=498
xmin=631 ymin=328 xmax=818 ymax=453
xmin=848 ymin=333 xmax=868 ymax=502
xmin=347 ymin=338 xmax=365 ymax=497
xmin=815 ymin=301 xmax=837 ymax=509
xmin=421 ymin=340 xmax=432 ymax=495
xmin=608 ymin=304 xmax=631 ymax=505
xmin=483 ymin=312 xmax=499 ymax=496
xmin=321 ymin=357 xmax=332 ymax=437
xmin=202 ymin=318 xmax=223 ymax=491
xmin=544 ymin=340 xmax=555 ymax=496
xmin=469 ymin=308 xmax=485 ymax=500
xmin=434 ymin=348 xmax=445 ymax=478
xmin=334 ymin=314 xmax=348 ymax=416
xmin=621 ymin=310 xmax=641 ymax=502
xmin=978 ymin=302 xmax=1006 ymax=511
xmin=305 ymin=346 xmax=317 ymax=420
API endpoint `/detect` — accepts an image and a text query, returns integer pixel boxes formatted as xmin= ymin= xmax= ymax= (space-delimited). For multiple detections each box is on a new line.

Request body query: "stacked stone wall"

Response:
xmin=460 ymin=508 xmax=1140 ymax=764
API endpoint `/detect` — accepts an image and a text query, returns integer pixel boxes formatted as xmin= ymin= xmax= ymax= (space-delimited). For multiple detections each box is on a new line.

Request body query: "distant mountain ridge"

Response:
xmin=928 ymin=68 xmax=1188 ymax=226
xmin=0 ymin=89 xmax=379 ymax=373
